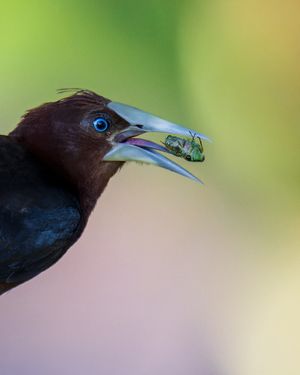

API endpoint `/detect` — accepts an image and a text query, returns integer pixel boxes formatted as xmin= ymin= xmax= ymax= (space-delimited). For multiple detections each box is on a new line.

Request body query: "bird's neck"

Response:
xmin=75 ymin=161 xmax=123 ymax=220
xmin=43 ymin=156 xmax=123 ymax=222
xmin=10 ymin=130 xmax=123 ymax=222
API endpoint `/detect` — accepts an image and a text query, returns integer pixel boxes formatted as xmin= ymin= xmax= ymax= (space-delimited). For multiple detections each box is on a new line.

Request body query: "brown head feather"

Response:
xmin=10 ymin=90 xmax=128 ymax=218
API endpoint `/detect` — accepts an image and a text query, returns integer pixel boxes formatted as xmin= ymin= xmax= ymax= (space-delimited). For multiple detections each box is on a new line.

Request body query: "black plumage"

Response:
xmin=0 ymin=136 xmax=82 ymax=292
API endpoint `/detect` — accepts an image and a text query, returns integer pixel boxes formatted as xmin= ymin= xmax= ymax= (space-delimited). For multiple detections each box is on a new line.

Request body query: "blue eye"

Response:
xmin=93 ymin=117 xmax=109 ymax=132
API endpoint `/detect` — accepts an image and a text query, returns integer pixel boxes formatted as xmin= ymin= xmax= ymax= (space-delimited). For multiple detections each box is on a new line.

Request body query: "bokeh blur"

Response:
xmin=0 ymin=1 xmax=299 ymax=374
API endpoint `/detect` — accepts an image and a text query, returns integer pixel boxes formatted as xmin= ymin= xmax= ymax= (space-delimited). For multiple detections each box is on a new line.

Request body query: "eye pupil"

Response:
xmin=186 ymin=155 xmax=191 ymax=161
xmin=93 ymin=117 xmax=109 ymax=132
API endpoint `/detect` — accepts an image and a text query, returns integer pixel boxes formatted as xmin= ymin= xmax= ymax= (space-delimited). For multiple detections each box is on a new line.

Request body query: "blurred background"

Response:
xmin=0 ymin=0 xmax=299 ymax=374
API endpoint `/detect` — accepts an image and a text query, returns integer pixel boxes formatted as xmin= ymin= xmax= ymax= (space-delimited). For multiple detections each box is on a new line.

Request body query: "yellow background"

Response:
xmin=0 ymin=1 xmax=299 ymax=374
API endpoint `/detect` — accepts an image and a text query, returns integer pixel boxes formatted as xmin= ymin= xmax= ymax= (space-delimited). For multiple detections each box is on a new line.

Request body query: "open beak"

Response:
xmin=103 ymin=101 xmax=211 ymax=184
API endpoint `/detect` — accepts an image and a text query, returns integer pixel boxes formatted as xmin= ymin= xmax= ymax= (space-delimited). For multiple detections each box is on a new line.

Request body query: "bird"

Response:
xmin=0 ymin=89 xmax=209 ymax=295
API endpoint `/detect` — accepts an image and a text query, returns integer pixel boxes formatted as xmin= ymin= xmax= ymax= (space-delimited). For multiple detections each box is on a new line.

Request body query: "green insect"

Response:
xmin=163 ymin=132 xmax=205 ymax=162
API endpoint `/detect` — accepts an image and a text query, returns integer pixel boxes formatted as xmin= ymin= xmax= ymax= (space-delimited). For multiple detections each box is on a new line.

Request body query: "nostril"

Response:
xmin=136 ymin=124 xmax=143 ymax=129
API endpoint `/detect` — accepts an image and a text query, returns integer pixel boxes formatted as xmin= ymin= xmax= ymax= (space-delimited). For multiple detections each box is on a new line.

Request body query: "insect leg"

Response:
xmin=189 ymin=130 xmax=196 ymax=142
xmin=197 ymin=136 xmax=204 ymax=152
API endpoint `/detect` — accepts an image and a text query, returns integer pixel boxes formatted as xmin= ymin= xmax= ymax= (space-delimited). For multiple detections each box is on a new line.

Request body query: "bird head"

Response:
xmin=10 ymin=90 xmax=210 ymax=213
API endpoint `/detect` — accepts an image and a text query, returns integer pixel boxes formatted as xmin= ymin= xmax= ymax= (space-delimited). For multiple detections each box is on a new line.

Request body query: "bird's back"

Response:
xmin=0 ymin=136 xmax=82 ymax=294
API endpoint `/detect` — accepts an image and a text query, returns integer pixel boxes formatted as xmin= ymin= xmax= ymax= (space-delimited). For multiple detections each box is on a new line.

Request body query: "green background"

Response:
xmin=0 ymin=1 xmax=299 ymax=374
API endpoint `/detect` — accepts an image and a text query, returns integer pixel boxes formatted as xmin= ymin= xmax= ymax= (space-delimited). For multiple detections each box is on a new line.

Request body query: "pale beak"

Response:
xmin=103 ymin=101 xmax=211 ymax=183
